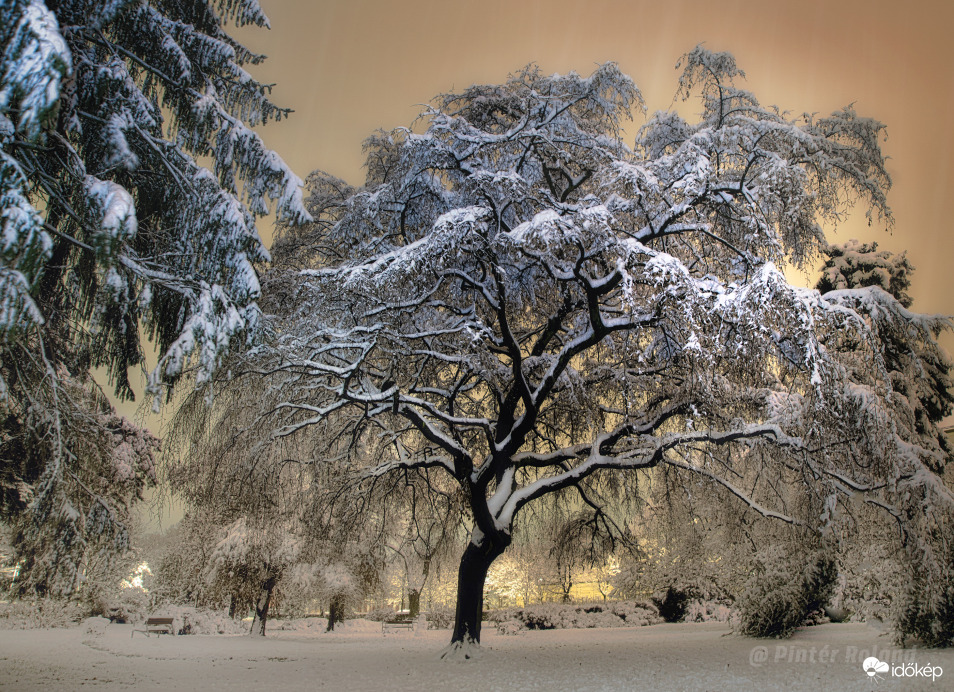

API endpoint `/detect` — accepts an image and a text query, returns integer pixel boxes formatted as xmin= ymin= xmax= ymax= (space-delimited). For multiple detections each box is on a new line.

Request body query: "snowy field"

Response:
xmin=1 ymin=620 xmax=950 ymax=691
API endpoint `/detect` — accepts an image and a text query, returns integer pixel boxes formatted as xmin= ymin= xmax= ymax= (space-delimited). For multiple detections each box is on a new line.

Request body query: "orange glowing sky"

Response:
xmin=234 ymin=0 xmax=954 ymax=320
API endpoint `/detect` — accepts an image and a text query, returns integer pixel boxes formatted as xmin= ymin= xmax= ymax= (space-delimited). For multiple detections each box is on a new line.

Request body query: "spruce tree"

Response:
xmin=0 ymin=0 xmax=309 ymax=595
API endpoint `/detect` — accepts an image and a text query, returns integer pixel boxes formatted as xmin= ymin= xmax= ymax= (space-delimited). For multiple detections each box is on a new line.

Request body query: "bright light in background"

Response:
xmin=120 ymin=562 xmax=152 ymax=592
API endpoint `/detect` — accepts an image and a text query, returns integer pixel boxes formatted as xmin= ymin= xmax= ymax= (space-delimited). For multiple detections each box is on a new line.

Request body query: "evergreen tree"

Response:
xmin=0 ymin=0 xmax=309 ymax=595
xmin=817 ymin=241 xmax=954 ymax=645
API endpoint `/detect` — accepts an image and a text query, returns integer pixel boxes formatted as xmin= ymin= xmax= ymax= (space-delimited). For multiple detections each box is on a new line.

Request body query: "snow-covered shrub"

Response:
xmin=737 ymin=583 xmax=803 ymax=638
xmin=0 ymin=598 xmax=88 ymax=629
xmin=93 ymin=586 xmax=149 ymax=624
xmin=271 ymin=617 xmax=383 ymax=634
xmin=736 ymin=549 xmax=837 ymax=638
xmin=684 ymin=599 xmax=735 ymax=623
xmin=426 ymin=606 xmax=455 ymax=630
xmin=486 ymin=604 xmax=556 ymax=630
xmin=83 ymin=616 xmax=110 ymax=636
xmin=607 ymin=600 xmax=660 ymax=626
xmin=896 ymin=567 xmax=954 ymax=647
xmin=145 ymin=606 xmax=247 ymax=635
xmin=486 ymin=601 xmax=662 ymax=630
xmin=364 ymin=607 xmax=397 ymax=622
xmin=495 ymin=618 xmax=526 ymax=635
xmin=272 ymin=617 xmax=328 ymax=633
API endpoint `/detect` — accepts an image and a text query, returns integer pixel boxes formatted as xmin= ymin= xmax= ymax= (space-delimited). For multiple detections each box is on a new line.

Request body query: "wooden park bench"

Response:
xmin=131 ymin=617 xmax=175 ymax=638
xmin=381 ymin=612 xmax=415 ymax=634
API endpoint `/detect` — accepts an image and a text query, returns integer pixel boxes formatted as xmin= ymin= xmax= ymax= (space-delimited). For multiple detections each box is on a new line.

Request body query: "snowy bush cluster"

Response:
xmin=735 ymin=548 xmax=838 ymax=638
xmin=146 ymin=606 xmax=248 ymax=636
xmin=486 ymin=601 xmax=661 ymax=631
xmin=89 ymin=582 xmax=150 ymax=624
xmin=0 ymin=598 xmax=88 ymax=629
xmin=425 ymin=607 xmax=456 ymax=630
xmin=683 ymin=600 xmax=735 ymax=624
xmin=271 ymin=617 xmax=382 ymax=635
xmin=363 ymin=607 xmax=399 ymax=622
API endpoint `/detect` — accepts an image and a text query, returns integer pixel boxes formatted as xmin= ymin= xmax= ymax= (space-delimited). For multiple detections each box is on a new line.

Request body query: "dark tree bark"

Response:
xmin=326 ymin=595 xmax=344 ymax=632
xmin=250 ymin=572 xmax=277 ymax=637
xmin=406 ymin=554 xmax=430 ymax=619
xmin=449 ymin=531 xmax=511 ymax=648
xmin=408 ymin=589 xmax=422 ymax=619
xmin=559 ymin=563 xmax=573 ymax=604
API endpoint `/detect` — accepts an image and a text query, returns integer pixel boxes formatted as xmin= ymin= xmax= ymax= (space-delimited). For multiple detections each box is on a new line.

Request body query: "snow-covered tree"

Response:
xmin=817 ymin=239 xmax=914 ymax=308
xmin=206 ymin=515 xmax=301 ymax=636
xmin=150 ymin=510 xmax=225 ymax=609
xmin=484 ymin=550 xmax=535 ymax=607
xmin=378 ymin=468 xmax=462 ymax=618
xmin=816 ymin=241 xmax=954 ymax=646
xmin=163 ymin=362 xmax=391 ymax=635
xmin=292 ymin=542 xmax=383 ymax=631
xmin=222 ymin=47 xmax=951 ymax=655
xmin=0 ymin=0 xmax=309 ymax=594
xmin=163 ymin=375 xmax=309 ymax=636
xmin=3 ymin=366 xmax=158 ymax=596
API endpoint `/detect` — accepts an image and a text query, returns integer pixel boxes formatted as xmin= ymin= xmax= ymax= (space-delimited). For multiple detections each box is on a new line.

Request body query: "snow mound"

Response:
xmin=438 ymin=637 xmax=485 ymax=662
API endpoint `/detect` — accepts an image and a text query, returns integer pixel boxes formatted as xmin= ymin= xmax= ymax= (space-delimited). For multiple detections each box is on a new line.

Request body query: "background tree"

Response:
xmin=377 ymin=470 xmax=461 ymax=618
xmin=150 ymin=510 xmax=228 ymax=611
xmin=0 ymin=0 xmax=309 ymax=595
xmin=220 ymin=48 xmax=951 ymax=656
xmin=163 ymin=372 xmax=312 ymax=636
xmin=304 ymin=542 xmax=384 ymax=632
xmin=3 ymin=371 xmax=158 ymax=596
xmin=613 ymin=472 xmax=740 ymax=620
xmin=815 ymin=240 xmax=954 ymax=646
xmin=545 ymin=511 xmax=616 ymax=604
xmin=163 ymin=356 xmax=390 ymax=635
xmin=205 ymin=515 xmax=303 ymax=637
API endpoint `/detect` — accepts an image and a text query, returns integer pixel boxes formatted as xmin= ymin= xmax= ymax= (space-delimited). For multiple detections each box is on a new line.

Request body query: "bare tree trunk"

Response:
xmin=407 ymin=555 xmax=430 ymax=619
xmin=559 ymin=563 xmax=572 ymax=603
xmin=326 ymin=595 xmax=344 ymax=632
xmin=250 ymin=573 xmax=277 ymax=637
xmin=408 ymin=589 xmax=422 ymax=619
xmin=447 ymin=532 xmax=511 ymax=651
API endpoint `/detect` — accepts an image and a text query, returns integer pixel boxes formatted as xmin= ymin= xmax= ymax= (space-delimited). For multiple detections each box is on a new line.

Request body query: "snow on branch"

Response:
xmin=248 ymin=48 xmax=953 ymax=646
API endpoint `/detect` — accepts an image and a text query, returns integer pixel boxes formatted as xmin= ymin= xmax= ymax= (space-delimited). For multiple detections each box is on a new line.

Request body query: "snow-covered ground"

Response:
xmin=0 ymin=620 xmax=949 ymax=691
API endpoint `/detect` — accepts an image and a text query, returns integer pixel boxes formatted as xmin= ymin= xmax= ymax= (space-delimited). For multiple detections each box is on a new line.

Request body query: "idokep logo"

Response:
xmin=862 ymin=656 xmax=943 ymax=682
xmin=862 ymin=657 xmax=889 ymax=679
